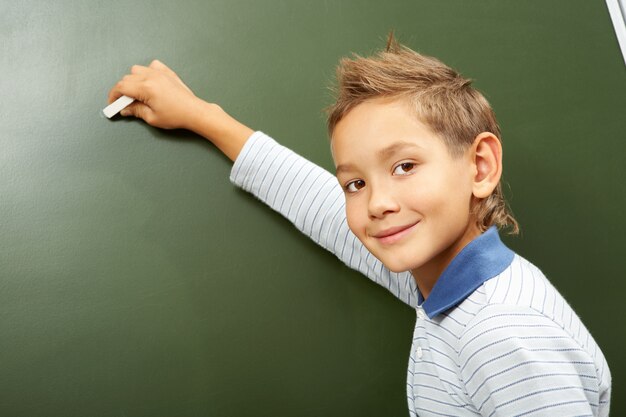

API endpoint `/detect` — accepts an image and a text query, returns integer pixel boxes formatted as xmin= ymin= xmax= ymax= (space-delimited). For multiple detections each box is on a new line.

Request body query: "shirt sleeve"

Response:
xmin=230 ymin=131 xmax=418 ymax=308
xmin=459 ymin=304 xmax=603 ymax=417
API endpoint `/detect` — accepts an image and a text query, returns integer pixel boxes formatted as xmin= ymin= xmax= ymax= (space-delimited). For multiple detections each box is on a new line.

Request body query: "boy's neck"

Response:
xmin=411 ymin=223 xmax=482 ymax=300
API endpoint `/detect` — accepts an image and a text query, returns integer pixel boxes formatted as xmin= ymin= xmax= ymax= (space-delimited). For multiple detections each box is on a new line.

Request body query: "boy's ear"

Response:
xmin=470 ymin=132 xmax=503 ymax=198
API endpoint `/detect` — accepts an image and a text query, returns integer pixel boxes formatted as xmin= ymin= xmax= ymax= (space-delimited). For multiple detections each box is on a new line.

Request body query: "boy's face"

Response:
xmin=332 ymin=98 xmax=481 ymax=284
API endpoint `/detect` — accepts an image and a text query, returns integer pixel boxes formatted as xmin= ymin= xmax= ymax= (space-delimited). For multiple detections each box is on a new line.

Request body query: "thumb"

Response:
xmin=120 ymin=101 xmax=152 ymax=121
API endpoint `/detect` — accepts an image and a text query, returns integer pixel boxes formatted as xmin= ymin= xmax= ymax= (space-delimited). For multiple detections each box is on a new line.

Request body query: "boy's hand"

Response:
xmin=107 ymin=60 xmax=254 ymax=161
xmin=107 ymin=60 xmax=200 ymax=130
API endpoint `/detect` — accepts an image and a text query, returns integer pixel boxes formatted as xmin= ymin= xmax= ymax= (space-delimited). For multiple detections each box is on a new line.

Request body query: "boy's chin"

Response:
xmin=377 ymin=257 xmax=417 ymax=274
xmin=364 ymin=246 xmax=420 ymax=274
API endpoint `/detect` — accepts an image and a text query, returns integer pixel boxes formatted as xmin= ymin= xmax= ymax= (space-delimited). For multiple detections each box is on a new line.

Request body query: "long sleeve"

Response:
xmin=230 ymin=131 xmax=418 ymax=307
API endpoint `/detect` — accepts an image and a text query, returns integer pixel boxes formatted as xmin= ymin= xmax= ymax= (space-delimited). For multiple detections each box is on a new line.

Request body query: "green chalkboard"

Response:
xmin=2 ymin=1 xmax=624 ymax=416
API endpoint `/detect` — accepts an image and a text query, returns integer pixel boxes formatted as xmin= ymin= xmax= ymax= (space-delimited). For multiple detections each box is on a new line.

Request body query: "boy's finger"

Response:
xmin=107 ymin=71 xmax=148 ymax=104
xmin=120 ymin=101 xmax=150 ymax=120
xmin=149 ymin=59 xmax=173 ymax=75
xmin=130 ymin=64 xmax=150 ymax=75
xmin=149 ymin=59 xmax=191 ymax=91
xmin=107 ymin=76 xmax=144 ymax=104
xmin=107 ymin=88 xmax=123 ymax=105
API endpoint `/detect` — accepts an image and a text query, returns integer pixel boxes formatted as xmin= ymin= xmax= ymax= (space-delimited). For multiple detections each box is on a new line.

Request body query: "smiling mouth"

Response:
xmin=373 ymin=222 xmax=419 ymax=245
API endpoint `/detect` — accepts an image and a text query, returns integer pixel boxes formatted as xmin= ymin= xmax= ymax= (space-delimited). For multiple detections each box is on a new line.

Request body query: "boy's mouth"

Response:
xmin=373 ymin=221 xmax=419 ymax=245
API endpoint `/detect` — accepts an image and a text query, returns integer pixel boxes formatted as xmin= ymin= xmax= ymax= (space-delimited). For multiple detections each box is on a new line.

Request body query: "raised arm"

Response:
xmin=107 ymin=60 xmax=418 ymax=307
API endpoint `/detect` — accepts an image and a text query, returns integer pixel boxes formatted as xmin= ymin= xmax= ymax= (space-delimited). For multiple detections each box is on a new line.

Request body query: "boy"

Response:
xmin=107 ymin=39 xmax=611 ymax=416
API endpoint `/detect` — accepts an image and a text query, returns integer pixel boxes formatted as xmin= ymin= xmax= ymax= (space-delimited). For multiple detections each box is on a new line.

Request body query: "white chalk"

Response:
xmin=103 ymin=95 xmax=135 ymax=118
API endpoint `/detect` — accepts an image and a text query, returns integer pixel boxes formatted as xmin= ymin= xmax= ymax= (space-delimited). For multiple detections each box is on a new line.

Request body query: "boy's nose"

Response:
xmin=368 ymin=186 xmax=400 ymax=219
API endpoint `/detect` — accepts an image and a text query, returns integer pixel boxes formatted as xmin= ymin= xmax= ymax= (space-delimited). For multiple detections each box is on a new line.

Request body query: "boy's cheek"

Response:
xmin=345 ymin=207 xmax=366 ymax=239
xmin=345 ymin=213 xmax=359 ymax=236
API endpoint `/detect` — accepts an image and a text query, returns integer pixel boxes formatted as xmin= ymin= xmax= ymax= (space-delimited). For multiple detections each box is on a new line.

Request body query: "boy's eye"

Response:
xmin=345 ymin=179 xmax=366 ymax=193
xmin=392 ymin=162 xmax=416 ymax=175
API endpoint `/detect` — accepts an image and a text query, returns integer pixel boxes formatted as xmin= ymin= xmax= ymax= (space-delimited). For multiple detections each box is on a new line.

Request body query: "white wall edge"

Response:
xmin=606 ymin=0 xmax=626 ymax=66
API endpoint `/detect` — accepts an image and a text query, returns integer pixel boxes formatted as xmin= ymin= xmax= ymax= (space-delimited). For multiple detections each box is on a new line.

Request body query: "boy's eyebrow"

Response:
xmin=377 ymin=141 xmax=424 ymax=160
xmin=335 ymin=163 xmax=354 ymax=176
xmin=335 ymin=141 xmax=423 ymax=175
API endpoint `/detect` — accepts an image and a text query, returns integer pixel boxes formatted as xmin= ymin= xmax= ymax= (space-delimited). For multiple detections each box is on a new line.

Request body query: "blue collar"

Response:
xmin=419 ymin=226 xmax=515 ymax=318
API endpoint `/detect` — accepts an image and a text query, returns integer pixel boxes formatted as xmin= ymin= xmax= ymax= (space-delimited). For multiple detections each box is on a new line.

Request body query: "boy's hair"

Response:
xmin=326 ymin=34 xmax=519 ymax=234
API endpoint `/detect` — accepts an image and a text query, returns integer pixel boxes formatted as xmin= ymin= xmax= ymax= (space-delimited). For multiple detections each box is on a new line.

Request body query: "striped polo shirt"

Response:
xmin=230 ymin=132 xmax=611 ymax=416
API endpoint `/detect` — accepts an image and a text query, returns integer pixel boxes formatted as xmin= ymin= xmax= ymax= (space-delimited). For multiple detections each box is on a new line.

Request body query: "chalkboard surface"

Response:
xmin=2 ymin=1 xmax=624 ymax=416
